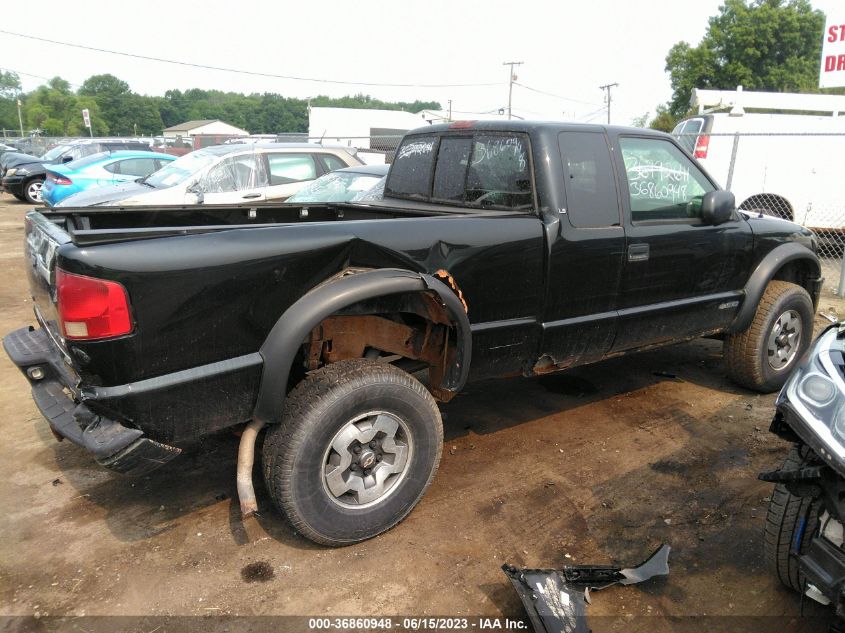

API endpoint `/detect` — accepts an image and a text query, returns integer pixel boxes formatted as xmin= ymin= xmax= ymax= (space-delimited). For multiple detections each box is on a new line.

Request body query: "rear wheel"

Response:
xmin=262 ymin=359 xmax=443 ymax=546
xmin=23 ymin=178 xmax=44 ymax=204
xmin=764 ymin=446 xmax=821 ymax=592
xmin=724 ymin=280 xmax=813 ymax=392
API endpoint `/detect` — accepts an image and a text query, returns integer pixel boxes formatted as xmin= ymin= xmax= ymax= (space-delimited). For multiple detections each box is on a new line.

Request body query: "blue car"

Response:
xmin=41 ymin=150 xmax=175 ymax=207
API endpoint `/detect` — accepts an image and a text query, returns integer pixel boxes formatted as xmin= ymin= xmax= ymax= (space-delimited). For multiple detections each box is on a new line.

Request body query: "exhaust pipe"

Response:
xmin=237 ymin=419 xmax=265 ymax=518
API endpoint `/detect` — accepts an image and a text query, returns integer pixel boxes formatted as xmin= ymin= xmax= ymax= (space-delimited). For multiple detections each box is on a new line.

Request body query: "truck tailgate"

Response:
xmin=24 ymin=211 xmax=72 ymax=360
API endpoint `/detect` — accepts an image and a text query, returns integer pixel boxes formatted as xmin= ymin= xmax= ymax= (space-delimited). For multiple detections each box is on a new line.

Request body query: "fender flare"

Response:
xmin=728 ymin=243 xmax=821 ymax=334
xmin=252 ymin=268 xmax=472 ymax=425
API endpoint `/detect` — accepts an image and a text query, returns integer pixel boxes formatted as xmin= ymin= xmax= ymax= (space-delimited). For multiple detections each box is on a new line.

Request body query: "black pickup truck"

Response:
xmin=4 ymin=121 xmax=822 ymax=545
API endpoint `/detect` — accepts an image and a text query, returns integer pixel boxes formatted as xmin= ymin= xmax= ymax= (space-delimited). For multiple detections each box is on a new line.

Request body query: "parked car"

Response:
xmin=761 ymin=322 xmax=845 ymax=615
xmin=41 ymin=151 xmax=176 ymax=207
xmin=286 ymin=163 xmax=389 ymax=203
xmin=4 ymin=121 xmax=822 ymax=547
xmin=56 ymin=143 xmax=363 ymax=207
xmin=1 ymin=138 xmax=152 ymax=204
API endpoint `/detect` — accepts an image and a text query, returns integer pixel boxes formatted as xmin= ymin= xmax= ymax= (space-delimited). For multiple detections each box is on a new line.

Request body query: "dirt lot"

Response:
xmin=1 ymin=193 xmax=843 ymax=632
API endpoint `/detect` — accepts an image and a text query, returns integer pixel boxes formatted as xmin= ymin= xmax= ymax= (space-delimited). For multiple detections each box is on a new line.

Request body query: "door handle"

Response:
xmin=242 ymin=193 xmax=261 ymax=199
xmin=627 ymin=243 xmax=649 ymax=262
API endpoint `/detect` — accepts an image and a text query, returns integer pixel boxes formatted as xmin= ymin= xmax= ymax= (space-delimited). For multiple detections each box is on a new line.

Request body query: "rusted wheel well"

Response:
xmin=739 ymin=194 xmax=793 ymax=221
xmin=297 ymin=291 xmax=459 ymax=402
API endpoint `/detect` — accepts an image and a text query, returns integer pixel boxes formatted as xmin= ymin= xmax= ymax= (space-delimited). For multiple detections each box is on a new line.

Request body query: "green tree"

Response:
xmin=663 ymin=0 xmax=826 ymax=118
xmin=0 ymin=70 xmax=22 ymax=132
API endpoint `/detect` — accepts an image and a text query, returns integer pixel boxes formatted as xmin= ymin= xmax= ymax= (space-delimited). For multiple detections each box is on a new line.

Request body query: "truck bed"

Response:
xmin=42 ymin=201 xmax=475 ymax=246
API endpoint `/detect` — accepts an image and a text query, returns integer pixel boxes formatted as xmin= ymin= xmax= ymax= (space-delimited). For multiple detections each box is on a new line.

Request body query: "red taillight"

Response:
xmin=693 ymin=134 xmax=710 ymax=159
xmin=48 ymin=173 xmax=72 ymax=185
xmin=56 ymin=269 xmax=132 ymax=340
xmin=448 ymin=120 xmax=476 ymax=129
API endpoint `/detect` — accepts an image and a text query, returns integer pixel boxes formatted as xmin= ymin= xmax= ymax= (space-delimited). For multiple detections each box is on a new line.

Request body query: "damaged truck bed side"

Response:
xmin=4 ymin=121 xmax=822 ymax=545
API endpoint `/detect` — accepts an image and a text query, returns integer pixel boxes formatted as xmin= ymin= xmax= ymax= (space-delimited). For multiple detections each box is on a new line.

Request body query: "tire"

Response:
xmin=763 ymin=446 xmax=821 ymax=592
xmin=23 ymin=178 xmax=44 ymax=204
xmin=262 ymin=359 xmax=443 ymax=546
xmin=724 ymin=280 xmax=813 ymax=392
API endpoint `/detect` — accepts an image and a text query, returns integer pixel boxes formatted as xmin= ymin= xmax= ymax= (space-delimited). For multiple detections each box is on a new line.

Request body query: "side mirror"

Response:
xmin=701 ymin=190 xmax=735 ymax=225
xmin=61 ymin=156 xmax=73 ymax=163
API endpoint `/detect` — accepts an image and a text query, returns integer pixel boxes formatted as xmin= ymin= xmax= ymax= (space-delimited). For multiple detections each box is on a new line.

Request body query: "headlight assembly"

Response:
xmin=5 ymin=168 xmax=17 ymax=177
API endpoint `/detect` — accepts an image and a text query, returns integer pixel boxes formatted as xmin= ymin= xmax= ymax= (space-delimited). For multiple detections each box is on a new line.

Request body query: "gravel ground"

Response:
xmin=0 ymin=193 xmax=842 ymax=632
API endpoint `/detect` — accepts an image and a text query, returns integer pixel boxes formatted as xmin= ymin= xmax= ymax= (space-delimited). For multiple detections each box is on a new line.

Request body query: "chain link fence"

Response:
xmin=676 ymin=131 xmax=845 ymax=295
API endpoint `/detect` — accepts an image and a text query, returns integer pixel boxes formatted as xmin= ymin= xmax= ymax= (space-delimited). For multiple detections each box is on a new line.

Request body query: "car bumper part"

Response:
xmin=801 ymin=533 xmax=845 ymax=612
xmin=1 ymin=175 xmax=25 ymax=196
xmin=3 ymin=326 xmax=181 ymax=476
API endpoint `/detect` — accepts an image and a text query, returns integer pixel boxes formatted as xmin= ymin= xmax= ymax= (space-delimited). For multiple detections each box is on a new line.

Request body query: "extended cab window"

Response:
xmin=619 ymin=137 xmax=714 ymax=222
xmin=558 ymin=131 xmax=620 ymax=227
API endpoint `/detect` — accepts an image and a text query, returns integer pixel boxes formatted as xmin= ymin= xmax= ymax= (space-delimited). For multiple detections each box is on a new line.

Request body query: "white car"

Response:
xmin=57 ymin=143 xmax=363 ymax=207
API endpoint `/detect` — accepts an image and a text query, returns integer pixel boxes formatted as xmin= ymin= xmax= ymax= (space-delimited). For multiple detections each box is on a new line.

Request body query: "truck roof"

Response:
xmin=405 ymin=119 xmax=672 ymax=138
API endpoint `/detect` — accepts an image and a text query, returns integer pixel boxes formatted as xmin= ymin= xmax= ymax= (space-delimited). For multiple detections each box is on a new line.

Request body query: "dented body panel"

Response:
xmin=6 ymin=121 xmax=822 ymax=454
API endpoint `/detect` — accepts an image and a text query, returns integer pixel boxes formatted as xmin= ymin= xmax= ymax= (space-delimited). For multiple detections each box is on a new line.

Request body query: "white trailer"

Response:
xmin=672 ymin=87 xmax=845 ymax=231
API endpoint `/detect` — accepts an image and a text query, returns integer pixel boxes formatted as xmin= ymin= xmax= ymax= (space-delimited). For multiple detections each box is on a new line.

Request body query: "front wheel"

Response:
xmin=262 ymin=359 xmax=443 ymax=546
xmin=23 ymin=178 xmax=44 ymax=204
xmin=724 ymin=280 xmax=813 ymax=392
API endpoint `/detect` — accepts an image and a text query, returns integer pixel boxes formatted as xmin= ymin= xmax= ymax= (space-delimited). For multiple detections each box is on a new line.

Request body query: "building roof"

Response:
xmin=163 ymin=120 xmax=220 ymax=133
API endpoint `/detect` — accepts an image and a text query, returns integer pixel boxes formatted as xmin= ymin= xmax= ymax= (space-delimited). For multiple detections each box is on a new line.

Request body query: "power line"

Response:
xmin=0 ymin=66 xmax=81 ymax=88
xmin=0 ymin=29 xmax=502 ymax=89
xmin=512 ymin=82 xmax=601 ymax=107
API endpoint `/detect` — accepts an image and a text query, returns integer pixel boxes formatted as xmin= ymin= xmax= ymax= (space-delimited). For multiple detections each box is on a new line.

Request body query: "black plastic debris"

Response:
xmin=502 ymin=544 xmax=670 ymax=633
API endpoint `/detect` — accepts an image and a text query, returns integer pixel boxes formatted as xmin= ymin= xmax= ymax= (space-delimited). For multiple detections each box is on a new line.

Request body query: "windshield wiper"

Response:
xmin=136 ymin=176 xmax=156 ymax=188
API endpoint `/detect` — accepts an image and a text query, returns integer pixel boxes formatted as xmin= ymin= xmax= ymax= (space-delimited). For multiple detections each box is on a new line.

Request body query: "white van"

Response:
xmin=672 ymin=88 xmax=845 ymax=231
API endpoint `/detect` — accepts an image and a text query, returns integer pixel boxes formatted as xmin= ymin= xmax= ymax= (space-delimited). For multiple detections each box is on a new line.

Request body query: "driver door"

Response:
xmin=197 ymin=153 xmax=268 ymax=204
xmin=610 ymin=134 xmax=753 ymax=352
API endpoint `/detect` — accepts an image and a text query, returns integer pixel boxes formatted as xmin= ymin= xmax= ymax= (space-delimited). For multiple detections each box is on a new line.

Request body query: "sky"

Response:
xmin=0 ymin=0 xmax=839 ymax=128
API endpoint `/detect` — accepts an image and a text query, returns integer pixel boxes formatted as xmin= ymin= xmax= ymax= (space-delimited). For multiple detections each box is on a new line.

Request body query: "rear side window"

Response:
xmin=319 ymin=154 xmax=348 ymax=172
xmin=558 ymin=132 xmax=620 ymax=227
xmin=386 ymin=136 xmax=436 ymax=199
xmin=266 ymin=154 xmax=317 ymax=185
xmin=114 ymin=158 xmax=159 ymax=177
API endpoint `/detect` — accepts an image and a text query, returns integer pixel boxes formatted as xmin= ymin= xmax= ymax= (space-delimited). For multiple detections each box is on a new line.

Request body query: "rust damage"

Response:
xmin=305 ymin=314 xmax=457 ymax=402
xmin=434 ymin=269 xmax=468 ymax=313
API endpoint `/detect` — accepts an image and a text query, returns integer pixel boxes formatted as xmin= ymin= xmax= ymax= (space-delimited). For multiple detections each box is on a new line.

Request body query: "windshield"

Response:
xmin=143 ymin=150 xmax=218 ymax=188
xmin=287 ymin=171 xmax=384 ymax=203
xmin=41 ymin=144 xmax=73 ymax=161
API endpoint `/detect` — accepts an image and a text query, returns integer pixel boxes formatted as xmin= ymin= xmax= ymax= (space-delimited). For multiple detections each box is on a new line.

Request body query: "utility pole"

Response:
xmin=16 ymin=98 xmax=24 ymax=137
xmin=447 ymin=99 xmax=452 ymax=122
xmin=599 ymin=82 xmax=619 ymax=124
xmin=503 ymin=61 xmax=523 ymax=120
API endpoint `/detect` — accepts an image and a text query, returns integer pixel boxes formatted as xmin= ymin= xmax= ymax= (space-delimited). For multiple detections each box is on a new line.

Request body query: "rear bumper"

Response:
xmin=3 ymin=326 xmax=181 ymax=476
